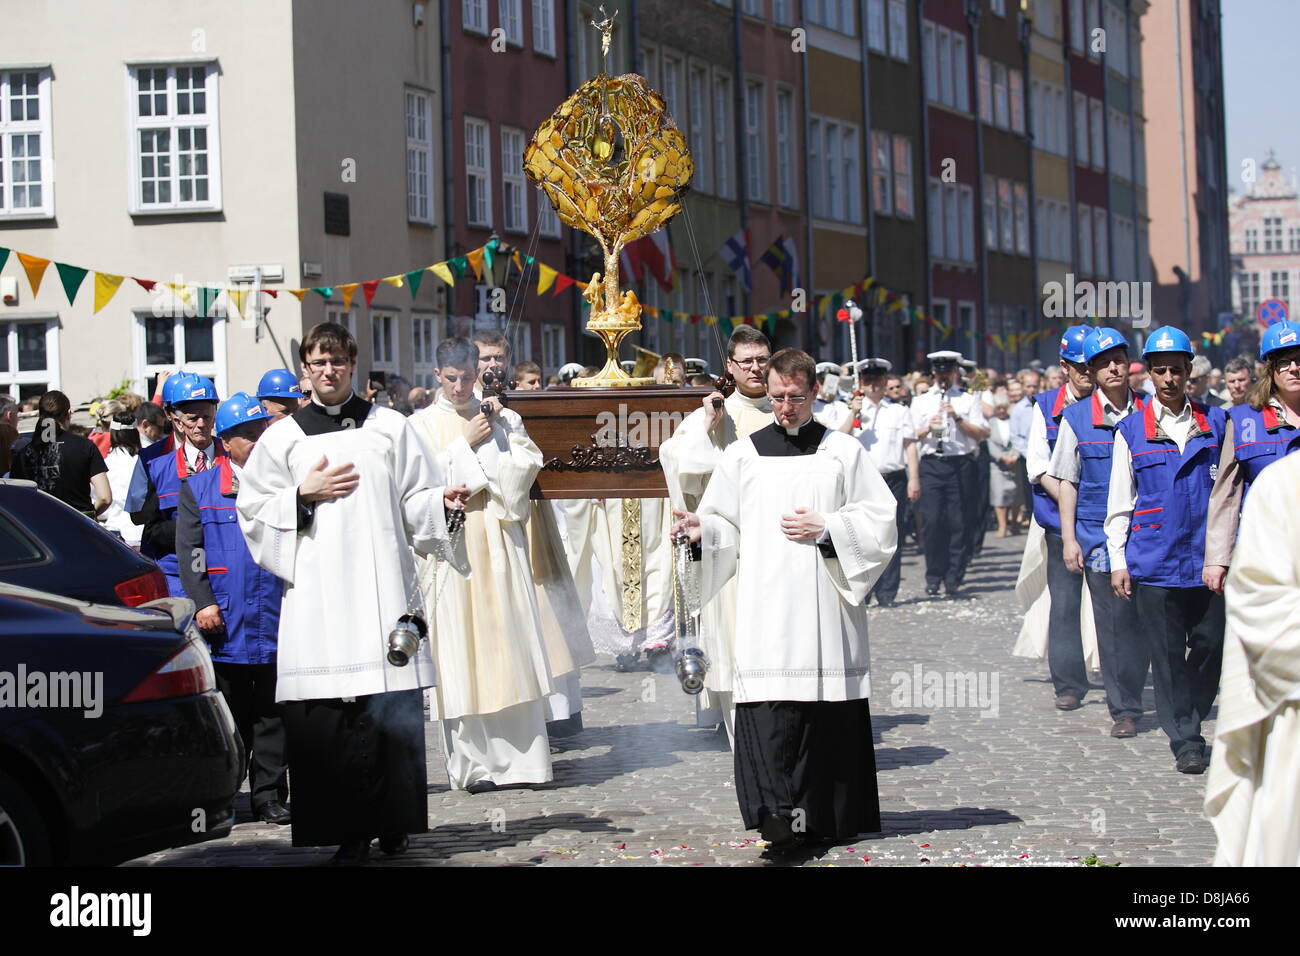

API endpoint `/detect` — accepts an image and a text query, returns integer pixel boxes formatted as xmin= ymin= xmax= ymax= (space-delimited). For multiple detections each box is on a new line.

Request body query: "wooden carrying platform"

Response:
xmin=505 ymin=385 xmax=711 ymax=499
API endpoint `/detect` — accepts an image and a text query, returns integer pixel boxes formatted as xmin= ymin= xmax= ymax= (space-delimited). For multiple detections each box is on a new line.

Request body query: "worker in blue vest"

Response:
xmin=1105 ymin=326 xmax=1228 ymax=774
xmin=1204 ymin=319 xmax=1300 ymax=589
xmin=123 ymin=371 xmax=186 ymax=513
xmin=176 ymin=392 xmax=289 ymax=825
xmin=1046 ymin=327 xmax=1151 ymax=737
xmin=257 ymin=368 xmax=305 ymax=423
xmin=127 ymin=372 xmax=226 ymax=596
xmin=1027 ymin=325 xmax=1095 ymax=711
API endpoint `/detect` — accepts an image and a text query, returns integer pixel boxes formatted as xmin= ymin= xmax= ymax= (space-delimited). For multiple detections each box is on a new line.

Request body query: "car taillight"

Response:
xmin=122 ymin=638 xmax=217 ymax=703
xmin=114 ymin=569 xmax=168 ymax=607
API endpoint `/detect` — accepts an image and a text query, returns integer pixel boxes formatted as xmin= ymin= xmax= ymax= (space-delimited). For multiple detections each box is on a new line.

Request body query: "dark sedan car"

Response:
xmin=0 ymin=479 xmax=167 ymax=606
xmin=0 ymin=583 xmax=243 ymax=865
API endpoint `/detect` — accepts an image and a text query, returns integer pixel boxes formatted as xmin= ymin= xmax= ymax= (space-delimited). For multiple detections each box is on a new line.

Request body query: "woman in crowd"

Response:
xmin=986 ymin=394 xmax=1023 ymax=537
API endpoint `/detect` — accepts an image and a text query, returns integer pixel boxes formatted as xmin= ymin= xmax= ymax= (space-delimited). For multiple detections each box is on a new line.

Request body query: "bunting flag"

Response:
xmin=286 ymin=289 xmax=308 ymax=301
xmin=0 ymin=248 xmax=9 ymax=271
xmin=93 ymin=273 xmax=125 ymax=313
xmin=311 ymin=286 xmax=333 ymax=300
xmin=404 ymin=269 xmax=424 ymax=299
xmin=362 ymin=279 xmax=382 ymax=306
xmin=448 ymin=256 xmax=468 ymax=278
xmin=536 ymin=263 xmax=557 ymax=296
xmin=227 ymin=287 xmax=249 ymax=320
xmin=17 ymin=253 xmax=51 ymax=296
xmin=428 ymin=263 xmax=454 ymax=288
xmin=511 ymin=251 xmax=523 ymax=273
xmin=133 ymin=277 xmax=156 ymax=292
xmin=482 ymin=237 xmax=496 ymax=276
xmin=195 ymin=286 xmax=221 ymax=317
xmin=552 ymin=273 xmax=575 ymax=296
xmin=56 ymin=263 xmax=88 ymax=305
xmin=382 ymin=274 xmax=404 ymax=288
xmin=337 ymin=282 xmax=359 ymax=310
xmin=166 ymin=282 xmax=193 ymax=306
xmin=465 ymin=248 xmax=485 ymax=281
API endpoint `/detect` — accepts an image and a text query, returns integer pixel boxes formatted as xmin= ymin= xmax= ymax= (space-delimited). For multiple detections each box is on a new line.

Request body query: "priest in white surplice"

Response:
xmin=658 ymin=326 xmax=774 ymax=741
xmin=410 ymin=338 xmax=556 ymax=792
xmin=1206 ymin=451 xmax=1300 ymax=866
xmin=672 ymin=348 xmax=898 ymax=850
xmin=237 ymin=323 xmax=467 ymax=865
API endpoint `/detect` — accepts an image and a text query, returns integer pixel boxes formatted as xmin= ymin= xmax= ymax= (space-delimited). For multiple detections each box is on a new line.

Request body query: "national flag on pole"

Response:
xmin=620 ymin=243 xmax=644 ymax=285
xmin=758 ymin=235 xmax=801 ymax=297
xmin=718 ymin=229 xmax=752 ymax=293
xmin=622 ymin=229 xmax=676 ymax=293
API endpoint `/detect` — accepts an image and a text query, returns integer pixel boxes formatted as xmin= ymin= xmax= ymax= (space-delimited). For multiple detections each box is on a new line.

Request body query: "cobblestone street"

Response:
xmin=129 ymin=533 xmax=1219 ymax=868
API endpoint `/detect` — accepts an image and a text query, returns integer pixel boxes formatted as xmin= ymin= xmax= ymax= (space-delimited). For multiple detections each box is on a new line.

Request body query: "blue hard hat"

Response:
xmin=215 ymin=392 xmax=271 ymax=436
xmin=257 ymin=368 xmax=303 ymax=400
xmin=1059 ymin=325 xmax=1091 ymax=363
xmin=160 ymin=371 xmax=191 ymax=406
xmin=1142 ymin=325 xmax=1194 ymax=358
xmin=1083 ymin=327 xmax=1129 ymax=364
xmin=1260 ymin=320 xmax=1300 ymax=359
xmin=173 ymin=374 xmax=219 ymax=405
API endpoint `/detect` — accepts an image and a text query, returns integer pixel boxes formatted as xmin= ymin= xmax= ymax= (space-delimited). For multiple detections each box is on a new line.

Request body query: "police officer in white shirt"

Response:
xmin=911 ymin=351 xmax=990 ymax=596
xmin=851 ymin=358 xmax=921 ymax=606
xmin=813 ymin=362 xmax=850 ymax=431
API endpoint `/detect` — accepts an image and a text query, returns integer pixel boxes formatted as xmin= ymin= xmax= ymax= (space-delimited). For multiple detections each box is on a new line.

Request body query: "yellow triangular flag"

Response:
xmin=286 ymin=289 xmax=308 ymax=301
xmin=338 ymin=282 xmax=359 ymax=310
xmin=464 ymin=248 xmax=485 ymax=281
xmin=382 ymin=274 xmax=404 ymax=288
xmin=93 ymin=273 xmax=126 ymax=314
xmin=429 ymin=262 xmax=455 ymax=287
xmin=536 ymin=263 xmax=557 ymax=296
xmin=227 ymin=287 xmax=248 ymax=320
xmin=512 ymin=251 xmax=523 ymax=272
xmin=165 ymin=282 xmax=194 ymax=305
xmin=17 ymin=253 xmax=51 ymax=296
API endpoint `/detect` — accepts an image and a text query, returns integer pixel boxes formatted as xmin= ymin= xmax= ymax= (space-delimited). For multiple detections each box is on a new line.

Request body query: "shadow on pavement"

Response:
xmin=757 ymin=807 xmax=1023 ymax=865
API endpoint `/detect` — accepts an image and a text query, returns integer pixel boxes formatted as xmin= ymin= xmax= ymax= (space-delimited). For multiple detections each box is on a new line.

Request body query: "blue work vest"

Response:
xmin=187 ymin=460 xmax=281 ymax=665
xmin=1060 ymin=390 xmax=1146 ymax=560
xmin=1031 ymin=387 xmax=1069 ymax=534
xmin=1116 ymin=400 xmax=1226 ymax=589
xmin=1227 ymin=403 xmax=1300 ymax=501
xmin=130 ymin=437 xmax=225 ymax=596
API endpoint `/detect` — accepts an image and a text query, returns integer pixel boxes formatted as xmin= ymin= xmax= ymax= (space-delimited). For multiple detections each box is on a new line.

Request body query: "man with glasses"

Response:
xmin=660 ymin=326 xmax=774 ymax=744
xmin=236 ymin=322 xmax=469 ymax=864
xmin=910 ymin=350 xmax=990 ymax=597
xmin=1187 ymin=356 xmax=1229 ymax=408
xmin=671 ymin=348 xmax=897 ymax=851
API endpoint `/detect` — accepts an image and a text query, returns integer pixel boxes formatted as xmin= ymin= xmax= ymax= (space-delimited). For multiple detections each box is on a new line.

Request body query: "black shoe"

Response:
xmin=876 ymin=596 xmax=896 ymax=608
xmin=613 ymin=652 xmax=640 ymax=672
xmin=759 ymin=814 xmax=799 ymax=851
xmin=465 ymin=780 xmax=498 ymax=795
xmin=925 ymin=584 xmax=941 ymax=596
xmin=379 ymin=832 xmax=409 ymax=855
xmin=256 ymin=801 xmax=292 ymax=825
xmin=328 ymin=839 xmax=370 ymax=866
xmin=1176 ymin=750 xmax=1207 ymax=774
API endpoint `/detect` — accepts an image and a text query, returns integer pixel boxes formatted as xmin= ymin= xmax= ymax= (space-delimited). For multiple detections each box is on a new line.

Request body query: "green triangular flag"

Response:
xmin=311 ymin=286 xmax=333 ymax=300
xmin=405 ymin=269 xmax=424 ymax=299
xmin=55 ymin=263 xmax=89 ymax=305
xmin=482 ymin=242 xmax=495 ymax=276
xmin=0 ymin=247 xmax=9 ymax=271
xmin=196 ymin=286 xmax=221 ymax=317
xmin=525 ymin=255 xmax=536 ymax=266
xmin=449 ymin=257 xmax=468 ymax=278
xmin=720 ymin=316 xmax=734 ymax=336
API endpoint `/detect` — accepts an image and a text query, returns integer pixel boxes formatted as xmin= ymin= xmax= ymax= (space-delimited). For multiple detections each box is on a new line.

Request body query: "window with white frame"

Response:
xmin=775 ymin=87 xmax=794 ymax=207
xmin=1107 ymin=108 xmax=1131 ymax=180
xmin=937 ymin=28 xmax=953 ymax=107
xmin=464 ymin=0 xmax=488 ymax=33
xmin=661 ymin=54 xmax=683 ymax=121
xmin=1263 ymin=216 xmax=1283 ymax=252
xmin=823 ymin=121 xmax=842 ymax=215
xmin=997 ymin=178 xmax=1013 ymax=251
xmin=507 ymin=323 xmax=531 ymax=364
xmin=923 ymin=23 xmax=937 ymax=101
xmin=867 ymin=0 xmax=887 ymax=52
xmin=888 ymin=0 xmax=908 ymax=60
xmin=371 ymin=311 xmax=398 ymax=373
xmin=977 ymin=56 xmax=992 ymax=123
xmin=712 ymin=72 xmax=733 ymax=199
xmin=129 ymin=63 xmax=221 ymax=212
xmin=537 ymin=189 xmax=561 ymax=237
xmin=1094 ymin=206 xmax=1108 ymax=276
xmin=1289 ymin=225 xmax=1300 ymax=253
xmin=773 ymin=0 xmax=791 ymax=25
xmin=1036 ymin=0 xmax=1057 ymax=38
xmin=327 ymin=306 xmax=357 ymax=338
xmin=983 ymin=175 xmax=998 ymax=250
xmin=952 ymin=34 xmax=968 ymax=111
xmin=1089 ymin=98 xmax=1104 ymax=169
xmin=1272 ymin=270 xmax=1291 ymax=303
xmin=1134 ymin=123 xmax=1146 ymax=185
xmin=0 ymin=320 xmax=59 ymax=401
xmin=893 ymin=134 xmax=913 ymax=218
xmin=688 ymin=66 xmax=711 ymax=193
xmin=406 ymin=89 xmax=434 ymax=223
xmin=541 ymin=323 xmax=565 ymax=374
xmin=1009 ymin=69 xmax=1024 ymax=134
xmin=465 ymin=118 xmax=491 ymax=227
xmin=1073 ymin=92 xmax=1089 ymax=166
xmin=871 ymin=130 xmax=891 ymax=215
xmin=1079 ymin=203 xmax=1093 ymax=273
xmin=992 ymin=0 xmax=1006 ymax=15
xmin=499 ymin=0 xmax=523 ymax=46
xmin=1033 ymin=80 xmax=1068 ymax=157
xmin=1014 ymin=182 xmax=1029 ymax=255
xmin=1106 ymin=2 xmax=1128 ymax=76
xmin=993 ymin=63 xmax=1009 ymax=129
xmin=411 ymin=313 xmax=444 ymax=388
xmin=1088 ymin=0 xmax=1101 ymax=57
xmin=0 ymin=69 xmax=53 ymax=218
xmin=640 ymin=44 xmax=659 ymax=89
xmin=928 ymin=179 xmax=973 ymax=264
xmin=135 ymin=308 xmax=223 ymax=398
xmin=1237 ymin=272 xmax=1260 ymax=316
xmin=744 ymin=80 xmax=765 ymax=202
xmin=959 ymin=184 xmax=975 ymax=262
xmin=501 ymin=126 xmax=527 ymax=233
xmin=533 ymin=0 xmax=556 ymax=55
xmin=944 ymin=181 xmax=960 ymax=263
xmin=928 ymin=179 xmax=943 ymax=257
xmin=810 ymin=118 xmax=823 ymax=217
xmin=807 ymin=0 xmax=856 ymax=34
xmin=1070 ymin=0 xmax=1084 ymax=52
xmin=1035 ymin=198 xmax=1048 ymax=258
xmin=741 ymin=0 xmax=763 ymax=16
xmin=841 ymin=122 xmax=862 ymax=224
xmin=578 ymin=4 xmax=622 ymax=77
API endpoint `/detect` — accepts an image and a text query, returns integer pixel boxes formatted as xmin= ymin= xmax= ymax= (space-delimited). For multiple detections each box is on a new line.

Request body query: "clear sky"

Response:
xmin=1221 ymin=0 xmax=1300 ymax=196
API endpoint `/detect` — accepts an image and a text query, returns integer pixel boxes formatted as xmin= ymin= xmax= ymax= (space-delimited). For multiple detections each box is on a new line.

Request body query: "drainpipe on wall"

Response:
xmin=860 ymin=0 xmax=877 ymax=356
xmin=967 ymin=0 xmax=988 ymax=367
xmin=801 ymin=10 xmax=815 ymax=352
xmin=733 ymin=2 xmax=751 ymax=320
xmin=1021 ymin=9 xmax=1037 ymax=372
xmin=917 ymin=0 xmax=934 ymax=360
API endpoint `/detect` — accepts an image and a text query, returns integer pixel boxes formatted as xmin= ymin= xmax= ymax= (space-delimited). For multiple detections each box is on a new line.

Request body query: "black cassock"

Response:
xmin=730 ymin=421 xmax=882 ymax=841
xmin=280 ymin=397 xmax=429 ymax=848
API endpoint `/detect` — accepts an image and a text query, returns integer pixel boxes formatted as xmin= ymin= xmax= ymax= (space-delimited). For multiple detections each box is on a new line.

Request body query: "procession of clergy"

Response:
xmin=162 ymin=311 xmax=1298 ymax=865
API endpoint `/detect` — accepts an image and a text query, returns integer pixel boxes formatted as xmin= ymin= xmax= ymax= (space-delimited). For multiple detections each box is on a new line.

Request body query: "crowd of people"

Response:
xmin=1 ymin=314 xmax=1297 ymax=865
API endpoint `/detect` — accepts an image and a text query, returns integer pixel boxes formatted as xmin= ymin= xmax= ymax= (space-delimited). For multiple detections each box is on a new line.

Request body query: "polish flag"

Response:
xmin=634 ymin=229 xmax=676 ymax=294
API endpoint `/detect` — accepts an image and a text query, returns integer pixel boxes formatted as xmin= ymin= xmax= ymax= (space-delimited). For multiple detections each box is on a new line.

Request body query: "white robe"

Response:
xmin=236 ymin=402 xmax=452 ymax=702
xmin=1011 ymin=517 xmax=1101 ymax=671
xmin=696 ymin=424 xmax=897 ymax=704
xmin=1206 ymin=452 xmax=1300 ymax=866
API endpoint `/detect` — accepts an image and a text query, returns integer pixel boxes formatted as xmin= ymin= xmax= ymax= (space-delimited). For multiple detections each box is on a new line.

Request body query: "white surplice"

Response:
xmin=1207 ymin=452 xmax=1300 ymax=866
xmin=236 ymin=402 xmax=452 ymax=702
xmin=696 ymin=424 xmax=897 ymax=704
xmin=408 ymin=395 xmax=555 ymax=788
xmin=660 ymin=390 xmax=773 ymax=735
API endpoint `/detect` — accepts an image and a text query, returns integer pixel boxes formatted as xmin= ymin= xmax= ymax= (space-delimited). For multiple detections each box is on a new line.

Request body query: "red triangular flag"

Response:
xmin=362 ymin=279 xmax=381 ymax=307
xmin=134 ymin=277 xmax=157 ymax=292
xmin=263 ymin=289 xmax=278 ymax=298
xmin=552 ymin=274 xmax=575 ymax=297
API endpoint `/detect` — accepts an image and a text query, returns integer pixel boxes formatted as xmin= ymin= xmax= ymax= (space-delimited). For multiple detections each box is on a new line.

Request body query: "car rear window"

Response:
xmin=0 ymin=510 xmax=44 ymax=567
